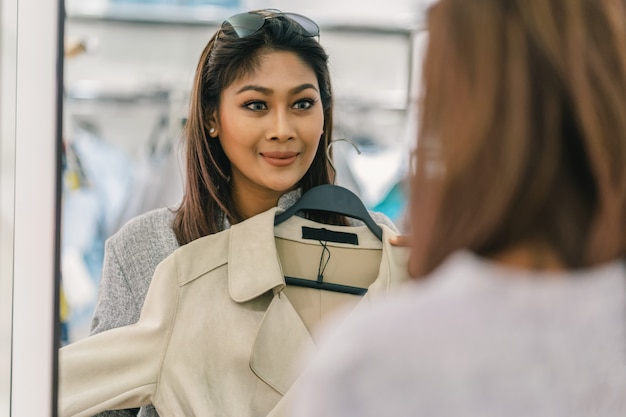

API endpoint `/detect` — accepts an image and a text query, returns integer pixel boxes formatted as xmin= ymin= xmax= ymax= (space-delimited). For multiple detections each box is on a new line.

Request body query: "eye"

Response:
xmin=244 ymin=101 xmax=267 ymax=111
xmin=292 ymin=98 xmax=316 ymax=110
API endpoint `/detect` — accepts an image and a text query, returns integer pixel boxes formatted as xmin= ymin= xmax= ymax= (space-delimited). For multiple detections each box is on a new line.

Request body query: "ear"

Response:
xmin=204 ymin=109 xmax=220 ymax=137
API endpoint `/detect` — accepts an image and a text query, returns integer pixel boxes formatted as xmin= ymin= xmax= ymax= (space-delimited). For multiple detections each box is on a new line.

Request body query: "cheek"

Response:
xmin=302 ymin=128 xmax=322 ymax=158
xmin=307 ymin=110 xmax=325 ymax=142
xmin=217 ymin=114 xmax=252 ymax=154
xmin=219 ymin=111 xmax=241 ymax=138
xmin=304 ymin=133 xmax=322 ymax=165
xmin=217 ymin=131 xmax=244 ymax=166
xmin=218 ymin=135 xmax=251 ymax=168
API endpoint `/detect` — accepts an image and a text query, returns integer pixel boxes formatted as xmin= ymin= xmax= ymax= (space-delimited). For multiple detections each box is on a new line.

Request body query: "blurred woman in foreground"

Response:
xmin=293 ymin=0 xmax=626 ymax=415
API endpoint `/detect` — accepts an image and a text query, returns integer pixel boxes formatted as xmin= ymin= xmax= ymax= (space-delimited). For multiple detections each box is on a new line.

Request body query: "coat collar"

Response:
xmin=227 ymin=206 xmax=394 ymax=302
xmin=228 ymin=207 xmax=286 ymax=302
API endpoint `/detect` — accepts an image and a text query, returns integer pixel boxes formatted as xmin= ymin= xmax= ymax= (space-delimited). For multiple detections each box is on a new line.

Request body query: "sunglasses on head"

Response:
xmin=221 ymin=9 xmax=320 ymax=39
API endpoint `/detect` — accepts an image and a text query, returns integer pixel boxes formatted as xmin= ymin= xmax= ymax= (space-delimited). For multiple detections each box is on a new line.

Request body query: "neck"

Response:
xmin=231 ymin=188 xmax=283 ymax=223
xmin=488 ymin=240 xmax=565 ymax=272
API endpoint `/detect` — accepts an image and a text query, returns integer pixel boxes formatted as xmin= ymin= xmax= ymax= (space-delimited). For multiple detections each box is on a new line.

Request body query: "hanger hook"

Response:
xmin=326 ymin=138 xmax=362 ymax=173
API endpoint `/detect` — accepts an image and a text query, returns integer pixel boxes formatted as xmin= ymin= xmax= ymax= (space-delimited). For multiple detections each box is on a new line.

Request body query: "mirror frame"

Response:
xmin=0 ymin=0 xmax=18 ymax=411
xmin=0 ymin=0 xmax=63 ymax=415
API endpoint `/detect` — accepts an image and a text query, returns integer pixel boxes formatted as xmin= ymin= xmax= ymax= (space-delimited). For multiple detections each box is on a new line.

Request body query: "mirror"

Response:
xmin=0 ymin=0 xmax=428 ymax=414
xmin=61 ymin=0 xmax=427 ymax=346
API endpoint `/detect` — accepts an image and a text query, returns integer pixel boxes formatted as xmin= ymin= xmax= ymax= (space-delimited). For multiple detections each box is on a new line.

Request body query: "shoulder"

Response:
xmin=369 ymin=210 xmax=398 ymax=232
xmin=106 ymin=207 xmax=179 ymax=266
xmin=92 ymin=208 xmax=181 ymax=334
xmin=346 ymin=210 xmax=399 ymax=233
xmin=315 ymin=251 xmax=487 ymax=351
xmin=108 ymin=207 xmax=177 ymax=246
xmin=164 ymin=228 xmax=231 ymax=287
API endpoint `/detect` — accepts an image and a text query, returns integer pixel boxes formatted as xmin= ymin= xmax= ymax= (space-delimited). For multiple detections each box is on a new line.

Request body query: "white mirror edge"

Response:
xmin=0 ymin=0 xmax=18 ymax=412
xmin=1 ymin=0 xmax=62 ymax=415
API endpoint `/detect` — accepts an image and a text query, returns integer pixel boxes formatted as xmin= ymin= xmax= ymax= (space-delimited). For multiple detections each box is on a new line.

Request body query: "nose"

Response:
xmin=267 ymin=109 xmax=295 ymax=142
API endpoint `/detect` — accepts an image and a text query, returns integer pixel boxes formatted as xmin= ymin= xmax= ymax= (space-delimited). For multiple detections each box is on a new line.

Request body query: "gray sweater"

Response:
xmin=293 ymin=250 xmax=626 ymax=417
xmin=89 ymin=190 xmax=396 ymax=417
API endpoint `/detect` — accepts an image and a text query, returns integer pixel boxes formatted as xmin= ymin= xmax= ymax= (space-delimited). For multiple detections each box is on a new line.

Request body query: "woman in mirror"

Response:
xmin=292 ymin=0 xmax=626 ymax=415
xmin=59 ymin=9 xmax=400 ymax=417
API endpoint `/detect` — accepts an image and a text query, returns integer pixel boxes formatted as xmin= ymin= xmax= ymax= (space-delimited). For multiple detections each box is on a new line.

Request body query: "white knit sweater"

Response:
xmin=293 ymin=250 xmax=626 ymax=417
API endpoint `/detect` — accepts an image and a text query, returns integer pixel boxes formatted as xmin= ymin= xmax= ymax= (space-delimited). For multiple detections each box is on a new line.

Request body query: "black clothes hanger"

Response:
xmin=274 ymin=184 xmax=383 ymax=240
xmin=281 ymin=276 xmax=368 ymax=296
xmin=274 ymin=184 xmax=384 ymax=295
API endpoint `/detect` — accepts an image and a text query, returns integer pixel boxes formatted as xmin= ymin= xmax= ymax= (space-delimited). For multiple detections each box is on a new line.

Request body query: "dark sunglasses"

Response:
xmin=221 ymin=9 xmax=320 ymax=39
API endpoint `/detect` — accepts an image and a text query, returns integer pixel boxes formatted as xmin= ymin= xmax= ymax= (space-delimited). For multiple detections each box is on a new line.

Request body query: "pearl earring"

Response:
xmin=209 ymin=127 xmax=216 ymax=135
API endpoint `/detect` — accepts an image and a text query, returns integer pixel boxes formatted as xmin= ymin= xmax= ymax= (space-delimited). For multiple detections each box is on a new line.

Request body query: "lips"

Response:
xmin=260 ymin=151 xmax=299 ymax=167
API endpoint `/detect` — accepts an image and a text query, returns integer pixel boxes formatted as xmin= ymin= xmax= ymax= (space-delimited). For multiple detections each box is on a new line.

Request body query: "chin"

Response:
xmin=268 ymin=182 xmax=299 ymax=194
xmin=266 ymin=177 xmax=302 ymax=192
xmin=272 ymin=186 xmax=297 ymax=194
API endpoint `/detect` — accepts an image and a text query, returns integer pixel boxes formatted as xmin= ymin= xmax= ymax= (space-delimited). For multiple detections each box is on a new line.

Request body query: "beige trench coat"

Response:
xmin=59 ymin=207 xmax=409 ymax=417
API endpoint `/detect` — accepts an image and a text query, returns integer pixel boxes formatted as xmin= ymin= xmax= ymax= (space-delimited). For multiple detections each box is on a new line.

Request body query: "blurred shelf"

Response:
xmin=65 ymin=1 xmax=425 ymax=34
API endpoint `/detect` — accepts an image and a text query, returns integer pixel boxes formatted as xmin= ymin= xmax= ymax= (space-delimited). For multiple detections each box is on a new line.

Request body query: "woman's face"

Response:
xmin=214 ymin=50 xmax=324 ymax=210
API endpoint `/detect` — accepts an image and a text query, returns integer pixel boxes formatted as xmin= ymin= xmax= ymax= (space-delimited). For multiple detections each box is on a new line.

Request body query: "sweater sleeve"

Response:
xmin=90 ymin=237 xmax=143 ymax=335
xmin=59 ymin=253 xmax=180 ymax=417
xmin=91 ymin=208 xmax=179 ymax=336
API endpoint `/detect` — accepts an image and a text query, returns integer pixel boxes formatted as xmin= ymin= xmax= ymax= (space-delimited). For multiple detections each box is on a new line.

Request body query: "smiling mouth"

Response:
xmin=260 ymin=151 xmax=299 ymax=167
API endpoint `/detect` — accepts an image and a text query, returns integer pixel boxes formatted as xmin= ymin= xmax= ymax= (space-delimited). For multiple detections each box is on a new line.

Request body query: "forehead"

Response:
xmin=227 ymin=50 xmax=319 ymax=90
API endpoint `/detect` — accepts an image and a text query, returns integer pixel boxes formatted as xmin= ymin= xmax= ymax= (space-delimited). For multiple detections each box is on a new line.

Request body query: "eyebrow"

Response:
xmin=236 ymin=83 xmax=319 ymax=95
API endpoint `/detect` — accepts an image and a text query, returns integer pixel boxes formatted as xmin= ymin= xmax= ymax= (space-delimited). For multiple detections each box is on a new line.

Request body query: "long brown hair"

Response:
xmin=173 ymin=11 xmax=341 ymax=245
xmin=409 ymin=0 xmax=626 ymax=277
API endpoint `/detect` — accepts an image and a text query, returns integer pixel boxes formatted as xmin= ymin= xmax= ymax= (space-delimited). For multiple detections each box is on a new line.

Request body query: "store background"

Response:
xmin=61 ymin=0 xmax=430 ymax=343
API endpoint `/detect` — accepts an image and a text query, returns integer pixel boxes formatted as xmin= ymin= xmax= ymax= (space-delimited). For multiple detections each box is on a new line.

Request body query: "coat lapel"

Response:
xmin=249 ymin=290 xmax=317 ymax=395
xmin=228 ymin=208 xmax=285 ymax=303
xmin=228 ymin=208 xmax=316 ymax=395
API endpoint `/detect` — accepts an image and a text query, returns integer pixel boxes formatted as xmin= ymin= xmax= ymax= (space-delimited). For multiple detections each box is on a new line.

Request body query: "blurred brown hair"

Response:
xmin=409 ymin=0 xmax=626 ymax=277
